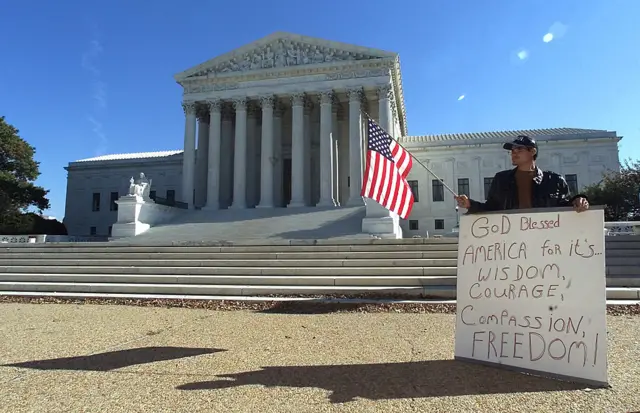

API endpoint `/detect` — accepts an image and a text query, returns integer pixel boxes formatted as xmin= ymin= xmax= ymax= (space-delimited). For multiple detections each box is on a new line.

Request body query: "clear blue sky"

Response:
xmin=1 ymin=0 xmax=638 ymax=220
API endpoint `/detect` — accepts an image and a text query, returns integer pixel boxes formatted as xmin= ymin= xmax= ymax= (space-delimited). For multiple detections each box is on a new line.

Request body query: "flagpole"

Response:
xmin=362 ymin=112 xmax=459 ymax=198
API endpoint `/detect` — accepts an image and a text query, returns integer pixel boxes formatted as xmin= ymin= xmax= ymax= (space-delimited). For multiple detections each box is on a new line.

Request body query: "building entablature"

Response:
xmin=174 ymin=32 xmax=408 ymax=134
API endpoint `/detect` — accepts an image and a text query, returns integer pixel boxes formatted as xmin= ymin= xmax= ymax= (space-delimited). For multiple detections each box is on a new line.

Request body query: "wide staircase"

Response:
xmin=0 ymin=236 xmax=638 ymax=302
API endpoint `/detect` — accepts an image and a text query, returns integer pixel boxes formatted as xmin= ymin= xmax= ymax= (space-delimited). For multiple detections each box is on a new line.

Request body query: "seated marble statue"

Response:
xmin=128 ymin=173 xmax=153 ymax=199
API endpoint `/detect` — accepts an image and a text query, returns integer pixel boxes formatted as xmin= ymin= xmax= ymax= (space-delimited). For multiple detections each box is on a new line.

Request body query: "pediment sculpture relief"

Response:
xmin=203 ymin=39 xmax=378 ymax=75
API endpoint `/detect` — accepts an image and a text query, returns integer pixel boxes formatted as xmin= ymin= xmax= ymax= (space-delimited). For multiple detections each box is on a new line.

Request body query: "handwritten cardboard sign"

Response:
xmin=454 ymin=208 xmax=608 ymax=387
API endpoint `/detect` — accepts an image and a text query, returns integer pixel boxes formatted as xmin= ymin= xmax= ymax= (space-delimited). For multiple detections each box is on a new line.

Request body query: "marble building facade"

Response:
xmin=62 ymin=32 xmax=621 ymax=237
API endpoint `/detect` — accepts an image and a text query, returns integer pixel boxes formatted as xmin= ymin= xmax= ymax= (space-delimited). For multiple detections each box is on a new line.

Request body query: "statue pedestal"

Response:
xmin=111 ymin=195 xmax=151 ymax=238
xmin=361 ymin=199 xmax=403 ymax=239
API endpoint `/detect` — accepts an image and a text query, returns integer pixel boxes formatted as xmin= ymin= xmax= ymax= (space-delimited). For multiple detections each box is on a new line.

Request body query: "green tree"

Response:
xmin=582 ymin=158 xmax=640 ymax=221
xmin=0 ymin=116 xmax=50 ymax=233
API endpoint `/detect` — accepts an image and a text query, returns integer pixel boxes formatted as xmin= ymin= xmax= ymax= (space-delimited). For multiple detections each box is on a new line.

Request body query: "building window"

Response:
xmin=565 ymin=174 xmax=578 ymax=195
xmin=432 ymin=179 xmax=444 ymax=202
xmin=149 ymin=190 xmax=156 ymax=200
xmin=110 ymin=192 xmax=119 ymax=211
xmin=409 ymin=220 xmax=419 ymax=230
xmin=408 ymin=180 xmax=419 ymax=202
xmin=108 ymin=226 xmax=112 ymax=236
xmin=92 ymin=193 xmax=100 ymax=212
xmin=457 ymin=178 xmax=470 ymax=197
xmin=434 ymin=219 xmax=445 ymax=230
xmin=166 ymin=190 xmax=175 ymax=202
xmin=90 ymin=226 xmax=97 ymax=235
xmin=484 ymin=177 xmax=493 ymax=200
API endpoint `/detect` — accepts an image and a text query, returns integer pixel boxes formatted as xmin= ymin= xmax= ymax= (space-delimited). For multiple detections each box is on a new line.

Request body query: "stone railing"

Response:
xmin=604 ymin=221 xmax=640 ymax=236
xmin=0 ymin=235 xmax=109 ymax=244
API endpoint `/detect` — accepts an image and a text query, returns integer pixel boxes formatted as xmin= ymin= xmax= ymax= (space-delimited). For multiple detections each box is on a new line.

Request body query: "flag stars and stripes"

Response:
xmin=361 ymin=118 xmax=414 ymax=220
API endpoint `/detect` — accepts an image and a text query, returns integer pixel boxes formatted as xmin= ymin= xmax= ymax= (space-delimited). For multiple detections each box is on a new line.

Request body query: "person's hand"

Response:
xmin=455 ymin=195 xmax=470 ymax=209
xmin=573 ymin=197 xmax=589 ymax=212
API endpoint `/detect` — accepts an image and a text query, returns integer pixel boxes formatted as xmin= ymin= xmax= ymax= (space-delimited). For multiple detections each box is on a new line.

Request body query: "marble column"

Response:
xmin=288 ymin=93 xmax=305 ymax=207
xmin=181 ymin=101 xmax=197 ymax=208
xmin=258 ymin=95 xmax=275 ymax=208
xmin=331 ymin=104 xmax=340 ymax=206
xmin=346 ymin=89 xmax=364 ymax=206
xmin=303 ymin=99 xmax=313 ymax=206
xmin=273 ymin=102 xmax=284 ymax=207
xmin=246 ymin=104 xmax=260 ymax=207
xmin=220 ymin=107 xmax=234 ymax=208
xmin=231 ymin=98 xmax=247 ymax=209
xmin=365 ymin=85 xmax=395 ymax=218
xmin=203 ymin=99 xmax=222 ymax=210
xmin=317 ymin=90 xmax=335 ymax=207
xmin=195 ymin=108 xmax=210 ymax=208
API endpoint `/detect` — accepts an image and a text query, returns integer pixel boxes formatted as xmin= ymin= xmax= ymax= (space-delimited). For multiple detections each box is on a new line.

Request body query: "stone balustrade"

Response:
xmin=2 ymin=221 xmax=639 ymax=244
xmin=604 ymin=221 xmax=640 ymax=236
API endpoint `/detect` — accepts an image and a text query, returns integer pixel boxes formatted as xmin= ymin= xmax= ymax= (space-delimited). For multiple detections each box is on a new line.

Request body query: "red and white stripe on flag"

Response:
xmin=360 ymin=118 xmax=414 ymax=219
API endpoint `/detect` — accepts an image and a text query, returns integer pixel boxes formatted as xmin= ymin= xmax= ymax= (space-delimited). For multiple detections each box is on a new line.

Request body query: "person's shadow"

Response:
xmin=3 ymin=347 xmax=225 ymax=371
xmin=176 ymin=359 xmax=587 ymax=403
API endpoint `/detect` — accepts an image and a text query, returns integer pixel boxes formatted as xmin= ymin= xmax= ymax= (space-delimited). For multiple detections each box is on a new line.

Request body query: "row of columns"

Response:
xmin=181 ymin=85 xmax=395 ymax=210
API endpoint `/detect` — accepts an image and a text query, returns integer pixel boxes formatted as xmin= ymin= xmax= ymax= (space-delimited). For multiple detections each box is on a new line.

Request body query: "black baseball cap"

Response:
xmin=503 ymin=135 xmax=538 ymax=151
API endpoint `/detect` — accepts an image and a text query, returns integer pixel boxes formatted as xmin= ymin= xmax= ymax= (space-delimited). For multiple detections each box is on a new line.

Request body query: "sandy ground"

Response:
xmin=0 ymin=303 xmax=638 ymax=413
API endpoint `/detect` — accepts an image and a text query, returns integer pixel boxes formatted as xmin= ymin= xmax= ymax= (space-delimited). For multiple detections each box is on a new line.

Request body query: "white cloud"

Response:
xmin=543 ymin=21 xmax=568 ymax=43
xmin=511 ymin=48 xmax=530 ymax=65
xmin=81 ymin=35 xmax=108 ymax=154
xmin=517 ymin=49 xmax=529 ymax=60
xmin=457 ymin=95 xmax=465 ymax=101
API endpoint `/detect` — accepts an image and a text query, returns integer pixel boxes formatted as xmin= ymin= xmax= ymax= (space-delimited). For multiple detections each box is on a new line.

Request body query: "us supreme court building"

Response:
xmin=63 ymin=32 xmax=621 ymax=237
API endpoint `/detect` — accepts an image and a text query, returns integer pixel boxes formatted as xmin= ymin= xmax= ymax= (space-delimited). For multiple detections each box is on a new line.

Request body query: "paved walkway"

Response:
xmin=0 ymin=303 xmax=639 ymax=413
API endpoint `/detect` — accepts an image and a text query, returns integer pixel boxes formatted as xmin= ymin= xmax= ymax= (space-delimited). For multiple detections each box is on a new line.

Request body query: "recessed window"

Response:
xmin=457 ymin=178 xmax=470 ymax=197
xmin=92 ymin=193 xmax=100 ymax=212
xmin=409 ymin=220 xmax=419 ymax=230
xmin=434 ymin=219 xmax=445 ymax=230
xmin=484 ymin=178 xmax=493 ymax=200
xmin=432 ymin=180 xmax=444 ymax=202
xmin=408 ymin=180 xmax=419 ymax=202
xmin=90 ymin=226 xmax=97 ymax=235
xmin=110 ymin=192 xmax=119 ymax=211
xmin=565 ymin=174 xmax=578 ymax=195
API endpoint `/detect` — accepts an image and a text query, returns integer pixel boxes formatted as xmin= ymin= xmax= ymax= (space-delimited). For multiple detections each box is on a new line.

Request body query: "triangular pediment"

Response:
xmin=174 ymin=32 xmax=398 ymax=81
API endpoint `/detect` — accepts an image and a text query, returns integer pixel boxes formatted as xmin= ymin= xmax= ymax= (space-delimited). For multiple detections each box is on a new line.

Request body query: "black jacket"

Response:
xmin=468 ymin=167 xmax=587 ymax=213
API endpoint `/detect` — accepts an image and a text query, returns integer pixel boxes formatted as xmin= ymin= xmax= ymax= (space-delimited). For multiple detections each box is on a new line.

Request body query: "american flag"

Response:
xmin=361 ymin=118 xmax=414 ymax=219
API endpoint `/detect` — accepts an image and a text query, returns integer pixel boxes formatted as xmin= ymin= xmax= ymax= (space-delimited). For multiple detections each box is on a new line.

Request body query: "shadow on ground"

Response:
xmin=176 ymin=359 xmax=587 ymax=403
xmin=3 ymin=346 xmax=225 ymax=371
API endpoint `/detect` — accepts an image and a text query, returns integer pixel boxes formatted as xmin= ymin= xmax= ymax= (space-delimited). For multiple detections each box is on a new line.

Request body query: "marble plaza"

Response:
xmin=63 ymin=32 xmax=622 ymax=239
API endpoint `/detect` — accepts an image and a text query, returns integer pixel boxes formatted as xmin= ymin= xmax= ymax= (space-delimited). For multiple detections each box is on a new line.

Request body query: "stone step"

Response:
xmin=0 ymin=251 xmax=459 ymax=260
xmin=606 ymin=266 xmax=640 ymax=276
xmin=607 ymin=250 xmax=640 ymax=257
xmin=1 ymin=272 xmax=634 ymax=287
xmin=0 ymin=290 xmax=637 ymax=305
xmin=0 ymin=258 xmax=457 ymax=268
xmin=0 ymin=265 xmax=458 ymax=276
xmin=0 ymin=244 xmax=459 ymax=253
xmin=0 ymin=273 xmax=458 ymax=286
xmin=0 ymin=282 xmax=443 ymax=297
xmin=606 ymin=256 xmax=640 ymax=264
xmin=0 ymin=281 xmax=636 ymax=300
xmin=605 ymin=287 xmax=640 ymax=300
xmin=606 ymin=276 xmax=640 ymax=287
xmin=605 ymin=241 xmax=640 ymax=249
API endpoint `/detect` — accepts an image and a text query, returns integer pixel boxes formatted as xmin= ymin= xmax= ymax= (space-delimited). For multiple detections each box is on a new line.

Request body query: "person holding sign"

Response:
xmin=455 ymin=135 xmax=589 ymax=213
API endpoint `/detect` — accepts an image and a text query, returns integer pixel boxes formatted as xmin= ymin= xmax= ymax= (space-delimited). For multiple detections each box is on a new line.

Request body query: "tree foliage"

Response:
xmin=0 ymin=116 xmax=50 ymax=233
xmin=582 ymin=158 xmax=640 ymax=221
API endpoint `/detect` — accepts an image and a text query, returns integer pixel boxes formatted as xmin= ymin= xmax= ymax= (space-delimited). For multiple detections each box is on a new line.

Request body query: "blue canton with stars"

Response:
xmin=367 ymin=119 xmax=394 ymax=161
